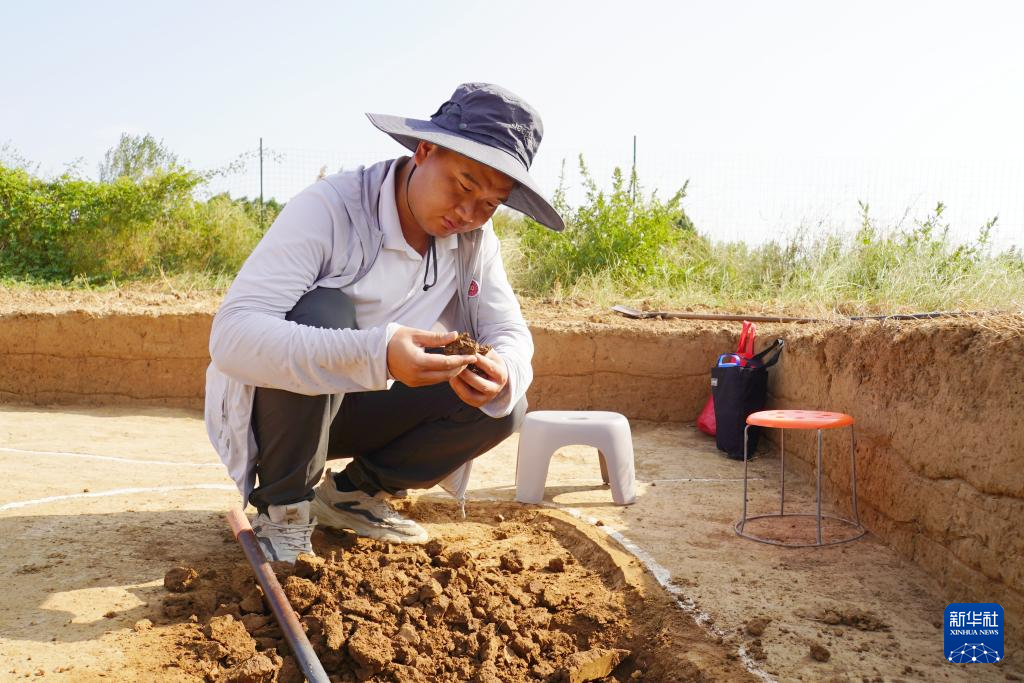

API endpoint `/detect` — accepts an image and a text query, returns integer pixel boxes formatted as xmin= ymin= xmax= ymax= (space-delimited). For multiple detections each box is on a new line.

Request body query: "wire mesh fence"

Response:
xmin=205 ymin=140 xmax=1024 ymax=251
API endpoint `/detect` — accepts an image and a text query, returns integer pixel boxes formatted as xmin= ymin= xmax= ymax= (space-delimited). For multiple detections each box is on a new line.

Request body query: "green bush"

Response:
xmin=510 ymin=156 xmax=697 ymax=295
xmin=0 ymin=162 xmax=269 ymax=282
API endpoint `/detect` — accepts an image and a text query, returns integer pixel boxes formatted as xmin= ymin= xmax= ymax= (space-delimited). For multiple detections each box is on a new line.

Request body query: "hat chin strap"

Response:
xmin=402 ymin=162 xmax=438 ymax=292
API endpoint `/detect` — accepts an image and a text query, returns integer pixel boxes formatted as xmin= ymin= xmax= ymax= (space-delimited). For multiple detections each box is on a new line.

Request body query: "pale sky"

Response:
xmin=4 ymin=1 xmax=1023 ymax=247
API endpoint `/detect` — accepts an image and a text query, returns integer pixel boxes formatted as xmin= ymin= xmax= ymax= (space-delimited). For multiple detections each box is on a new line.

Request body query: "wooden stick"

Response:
xmin=611 ymin=305 xmax=819 ymax=323
xmin=611 ymin=305 xmax=974 ymax=323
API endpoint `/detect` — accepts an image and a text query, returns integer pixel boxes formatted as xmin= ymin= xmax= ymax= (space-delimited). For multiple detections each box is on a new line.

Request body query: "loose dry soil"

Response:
xmin=167 ymin=503 xmax=743 ymax=682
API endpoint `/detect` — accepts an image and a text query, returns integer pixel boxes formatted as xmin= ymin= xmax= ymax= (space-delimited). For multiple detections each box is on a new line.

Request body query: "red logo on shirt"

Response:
xmin=468 ymin=279 xmax=480 ymax=298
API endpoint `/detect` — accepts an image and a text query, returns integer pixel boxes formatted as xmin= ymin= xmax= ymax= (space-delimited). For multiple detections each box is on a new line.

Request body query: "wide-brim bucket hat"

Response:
xmin=367 ymin=82 xmax=565 ymax=232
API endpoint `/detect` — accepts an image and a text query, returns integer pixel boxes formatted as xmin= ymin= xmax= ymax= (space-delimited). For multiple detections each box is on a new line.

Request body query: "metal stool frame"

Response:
xmin=735 ymin=421 xmax=865 ymax=548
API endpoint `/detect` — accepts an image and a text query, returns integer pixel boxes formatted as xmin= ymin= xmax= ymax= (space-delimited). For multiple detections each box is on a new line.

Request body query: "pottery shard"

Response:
xmin=561 ymin=648 xmax=630 ymax=683
xmin=164 ymin=566 xmax=199 ymax=593
xmin=204 ymin=615 xmax=257 ymax=665
xmin=219 ymin=651 xmax=281 ymax=683
xmin=282 ymin=575 xmax=319 ymax=613
xmin=348 ymin=624 xmax=395 ymax=672
xmin=443 ymin=333 xmax=491 ymax=376
xmin=213 ymin=602 xmax=243 ymax=620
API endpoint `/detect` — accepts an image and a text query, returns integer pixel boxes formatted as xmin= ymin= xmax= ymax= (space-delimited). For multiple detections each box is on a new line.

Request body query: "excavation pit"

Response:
xmin=0 ymin=294 xmax=1021 ymax=680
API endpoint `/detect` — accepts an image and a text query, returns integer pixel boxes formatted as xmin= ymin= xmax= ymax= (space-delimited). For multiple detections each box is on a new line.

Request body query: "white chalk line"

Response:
xmin=0 ymin=484 xmax=236 ymax=511
xmin=0 ymin=446 xmax=221 ymax=468
xmin=420 ymin=492 xmax=776 ymax=682
xmin=491 ymin=476 xmax=764 ymax=486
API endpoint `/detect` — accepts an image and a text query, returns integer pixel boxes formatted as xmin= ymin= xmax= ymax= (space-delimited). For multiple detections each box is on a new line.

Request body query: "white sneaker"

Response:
xmin=311 ymin=468 xmax=429 ymax=544
xmin=251 ymin=501 xmax=316 ymax=563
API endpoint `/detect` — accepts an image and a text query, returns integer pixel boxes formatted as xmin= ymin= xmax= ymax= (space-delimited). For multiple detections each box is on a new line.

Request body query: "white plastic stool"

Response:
xmin=515 ymin=411 xmax=637 ymax=505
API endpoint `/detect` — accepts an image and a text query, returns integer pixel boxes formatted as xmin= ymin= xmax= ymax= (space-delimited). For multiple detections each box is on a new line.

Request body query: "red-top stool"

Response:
xmin=735 ymin=410 xmax=865 ymax=547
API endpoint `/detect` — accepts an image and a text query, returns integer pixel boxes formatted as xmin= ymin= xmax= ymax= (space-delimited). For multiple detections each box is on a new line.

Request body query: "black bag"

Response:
xmin=711 ymin=339 xmax=785 ymax=460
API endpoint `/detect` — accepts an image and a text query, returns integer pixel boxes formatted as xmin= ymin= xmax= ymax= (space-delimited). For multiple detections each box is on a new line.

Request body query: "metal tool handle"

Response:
xmin=226 ymin=508 xmax=330 ymax=683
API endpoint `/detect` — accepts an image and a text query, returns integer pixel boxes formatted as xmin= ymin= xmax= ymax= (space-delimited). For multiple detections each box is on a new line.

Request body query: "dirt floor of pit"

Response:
xmin=167 ymin=501 xmax=756 ymax=682
xmin=1 ymin=405 xmax=1022 ymax=681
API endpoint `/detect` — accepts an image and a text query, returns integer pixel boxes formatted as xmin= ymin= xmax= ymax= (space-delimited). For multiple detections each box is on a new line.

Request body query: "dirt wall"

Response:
xmin=767 ymin=317 xmax=1024 ymax=642
xmin=0 ymin=312 xmax=213 ymax=409
xmin=1 ymin=308 xmax=1021 ymax=639
xmin=528 ymin=323 xmax=732 ymax=420
xmin=0 ymin=312 xmax=733 ymax=419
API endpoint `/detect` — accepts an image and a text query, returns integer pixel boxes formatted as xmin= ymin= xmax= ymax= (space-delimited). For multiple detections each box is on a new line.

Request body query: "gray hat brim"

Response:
xmin=366 ymin=112 xmax=565 ymax=232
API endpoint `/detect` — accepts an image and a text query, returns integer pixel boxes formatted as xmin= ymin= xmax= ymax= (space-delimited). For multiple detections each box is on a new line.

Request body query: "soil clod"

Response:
xmin=810 ymin=641 xmax=832 ymax=662
xmin=442 ymin=332 xmax=492 ymax=358
xmin=561 ymin=647 xmax=630 ymax=683
xmin=217 ymin=651 xmax=281 ymax=683
xmin=164 ymin=566 xmax=199 ymax=593
xmin=442 ymin=332 xmax=492 ymax=376
xmin=203 ymin=615 xmax=257 ymax=666
xmin=815 ymin=607 xmax=890 ymax=631
xmin=745 ymin=616 xmax=771 ymax=637
xmin=347 ymin=624 xmax=394 ymax=673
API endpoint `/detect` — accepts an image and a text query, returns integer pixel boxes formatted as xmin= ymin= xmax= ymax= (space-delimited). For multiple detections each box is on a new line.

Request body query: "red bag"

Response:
xmin=696 ymin=321 xmax=756 ymax=436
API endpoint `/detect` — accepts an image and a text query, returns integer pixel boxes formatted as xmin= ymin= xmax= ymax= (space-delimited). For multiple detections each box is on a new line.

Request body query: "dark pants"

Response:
xmin=249 ymin=287 xmax=526 ymax=513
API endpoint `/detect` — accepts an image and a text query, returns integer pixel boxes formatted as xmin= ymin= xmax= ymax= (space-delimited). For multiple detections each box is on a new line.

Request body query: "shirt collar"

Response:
xmin=381 ymin=159 xmax=459 ymax=255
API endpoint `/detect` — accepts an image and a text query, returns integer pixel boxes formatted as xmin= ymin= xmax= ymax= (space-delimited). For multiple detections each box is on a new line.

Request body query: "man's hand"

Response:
xmin=387 ymin=328 xmax=475 ymax=387
xmin=449 ymin=348 xmax=508 ymax=408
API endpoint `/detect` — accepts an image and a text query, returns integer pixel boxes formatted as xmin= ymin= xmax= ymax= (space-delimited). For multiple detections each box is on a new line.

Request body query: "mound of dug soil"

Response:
xmin=164 ymin=504 xmax=747 ymax=682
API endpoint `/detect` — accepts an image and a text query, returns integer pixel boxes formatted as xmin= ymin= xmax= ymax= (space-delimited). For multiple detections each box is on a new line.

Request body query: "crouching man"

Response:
xmin=204 ymin=83 xmax=564 ymax=562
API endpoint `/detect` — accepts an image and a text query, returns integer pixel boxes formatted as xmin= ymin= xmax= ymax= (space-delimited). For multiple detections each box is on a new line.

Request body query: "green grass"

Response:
xmin=495 ymin=160 xmax=1024 ymax=315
